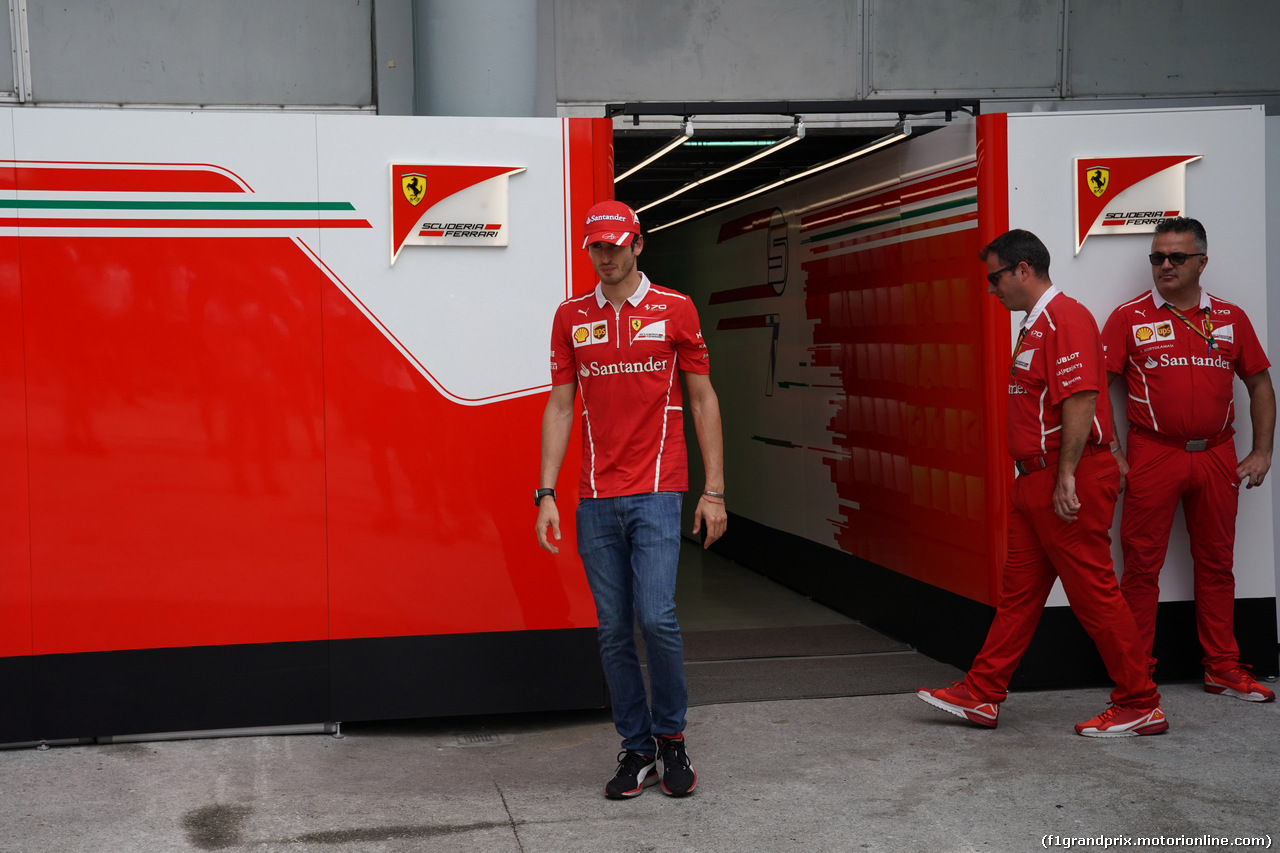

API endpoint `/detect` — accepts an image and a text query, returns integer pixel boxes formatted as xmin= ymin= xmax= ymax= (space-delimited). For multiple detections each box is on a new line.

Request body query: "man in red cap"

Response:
xmin=1103 ymin=217 xmax=1275 ymax=702
xmin=917 ymin=229 xmax=1166 ymax=737
xmin=535 ymin=200 xmax=727 ymax=797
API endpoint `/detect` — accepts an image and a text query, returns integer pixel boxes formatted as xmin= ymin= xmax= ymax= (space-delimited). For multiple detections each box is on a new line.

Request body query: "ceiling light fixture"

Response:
xmin=635 ymin=116 xmax=806 ymax=215
xmin=685 ymin=140 xmax=776 ymax=148
xmin=614 ymin=116 xmax=694 ymax=184
xmin=649 ymin=121 xmax=912 ymax=234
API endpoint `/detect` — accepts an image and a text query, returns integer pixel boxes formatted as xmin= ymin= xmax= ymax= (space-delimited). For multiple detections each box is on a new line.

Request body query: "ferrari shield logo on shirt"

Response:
xmin=632 ymin=319 xmax=666 ymax=342
xmin=631 ymin=318 xmax=642 ymax=332
xmin=1013 ymin=348 xmax=1035 ymax=372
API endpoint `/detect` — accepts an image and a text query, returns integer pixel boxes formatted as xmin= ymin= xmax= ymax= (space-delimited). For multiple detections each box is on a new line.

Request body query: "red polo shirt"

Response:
xmin=1102 ymin=289 xmax=1269 ymax=440
xmin=1007 ymin=287 xmax=1113 ymax=460
xmin=549 ymin=273 xmax=710 ymax=498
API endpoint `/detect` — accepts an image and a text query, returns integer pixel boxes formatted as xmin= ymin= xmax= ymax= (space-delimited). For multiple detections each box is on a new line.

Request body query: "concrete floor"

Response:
xmin=4 ymin=549 xmax=1275 ymax=852
xmin=1 ymin=681 xmax=1276 ymax=853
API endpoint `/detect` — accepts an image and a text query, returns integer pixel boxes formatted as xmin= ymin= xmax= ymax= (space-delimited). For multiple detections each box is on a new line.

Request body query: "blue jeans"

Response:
xmin=576 ymin=492 xmax=687 ymax=753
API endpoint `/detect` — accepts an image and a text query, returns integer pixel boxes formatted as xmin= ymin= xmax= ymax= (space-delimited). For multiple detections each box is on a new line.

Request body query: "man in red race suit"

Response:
xmin=1102 ymin=217 xmax=1275 ymax=703
xmin=535 ymin=201 xmax=727 ymax=798
xmin=918 ymin=229 xmax=1166 ymax=737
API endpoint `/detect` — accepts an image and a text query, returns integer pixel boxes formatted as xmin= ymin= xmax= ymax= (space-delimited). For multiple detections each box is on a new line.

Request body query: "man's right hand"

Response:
xmin=1112 ymin=445 xmax=1129 ymax=494
xmin=535 ymin=499 xmax=561 ymax=554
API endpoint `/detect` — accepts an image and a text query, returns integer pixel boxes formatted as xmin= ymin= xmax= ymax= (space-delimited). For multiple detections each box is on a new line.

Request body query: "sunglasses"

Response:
xmin=1148 ymin=252 xmax=1205 ymax=266
xmin=985 ymin=264 xmax=1018 ymax=287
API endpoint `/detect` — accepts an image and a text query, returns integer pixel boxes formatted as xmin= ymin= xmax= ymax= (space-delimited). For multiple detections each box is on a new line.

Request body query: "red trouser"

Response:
xmin=966 ymin=451 xmax=1159 ymax=709
xmin=1119 ymin=429 xmax=1241 ymax=672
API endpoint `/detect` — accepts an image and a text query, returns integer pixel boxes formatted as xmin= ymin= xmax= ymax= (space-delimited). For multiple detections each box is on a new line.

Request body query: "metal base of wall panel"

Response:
xmin=2 ymin=629 xmax=606 ymax=746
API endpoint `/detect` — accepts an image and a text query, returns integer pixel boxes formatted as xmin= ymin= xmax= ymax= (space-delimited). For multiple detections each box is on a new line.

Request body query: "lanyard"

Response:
xmin=1010 ymin=326 xmax=1029 ymax=376
xmin=1164 ymin=303 xmax=1217 ymax=354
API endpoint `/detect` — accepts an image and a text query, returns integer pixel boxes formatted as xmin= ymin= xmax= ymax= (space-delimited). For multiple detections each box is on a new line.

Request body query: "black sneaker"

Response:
xmin=604 ymin=749 xmax=657 ymax=799
xmin=656 ymin=733 xmax=696 ymax=797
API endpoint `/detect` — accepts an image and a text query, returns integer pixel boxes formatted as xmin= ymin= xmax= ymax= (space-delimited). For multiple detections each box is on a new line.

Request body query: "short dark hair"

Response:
xmin=1154 ymin=216 xmax=1207 ymax=253
xmin=980 ymin=229 xmax=1050 ymax=279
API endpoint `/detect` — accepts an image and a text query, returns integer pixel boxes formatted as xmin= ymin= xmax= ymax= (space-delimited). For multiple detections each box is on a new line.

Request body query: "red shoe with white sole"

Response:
xmin=1074 ymin=704 xmax=1168 ymax=738
xmin=1204 ymin=666 xmax=1275 ymax=703
xmin=917 ymin=683 xmax=999 ymax=728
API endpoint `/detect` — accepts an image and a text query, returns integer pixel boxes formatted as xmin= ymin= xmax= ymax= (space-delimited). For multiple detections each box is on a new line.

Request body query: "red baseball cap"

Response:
xmin=582 ymin=200 xmax=641 ymax=249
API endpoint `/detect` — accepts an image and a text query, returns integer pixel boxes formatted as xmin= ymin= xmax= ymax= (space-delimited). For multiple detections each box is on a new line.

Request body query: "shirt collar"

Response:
xmin=1150 ymin=287 xmax=1209 ymax=312
xmin=595 ymin=272 xmax=651 ymax=308
xmin=1020 ymin=284 xmax=1060 ymax=330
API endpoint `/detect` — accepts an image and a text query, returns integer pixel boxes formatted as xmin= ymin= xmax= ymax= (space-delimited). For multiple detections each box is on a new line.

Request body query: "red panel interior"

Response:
xmin=804 ymin=221 xmax=994 ymax=603
xmin=0 ymin=234 xmax=32 ymax=657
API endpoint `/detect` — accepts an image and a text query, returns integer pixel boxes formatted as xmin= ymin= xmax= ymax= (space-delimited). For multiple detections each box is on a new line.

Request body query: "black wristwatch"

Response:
xmin=534 ymin=488 xmax=557 ymax=506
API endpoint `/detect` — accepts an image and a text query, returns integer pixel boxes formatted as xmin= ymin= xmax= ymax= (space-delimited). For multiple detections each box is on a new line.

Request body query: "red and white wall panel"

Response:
xmin=0 ymin=108 xmax=613 ymax=743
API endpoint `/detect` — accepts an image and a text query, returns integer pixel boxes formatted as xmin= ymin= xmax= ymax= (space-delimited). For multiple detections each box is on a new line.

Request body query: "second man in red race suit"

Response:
xmin=918 ymin=229 xmax=1166 ymax=737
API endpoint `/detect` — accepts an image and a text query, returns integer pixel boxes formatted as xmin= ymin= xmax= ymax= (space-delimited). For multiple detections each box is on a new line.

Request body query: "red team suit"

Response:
xmin=965 ymin=287 xmax=1158 ymax=709
xmin=549 ymin=273 xmax=710 ymax=498
xmin=1102 ymin=289 xmax=1270 ymax=672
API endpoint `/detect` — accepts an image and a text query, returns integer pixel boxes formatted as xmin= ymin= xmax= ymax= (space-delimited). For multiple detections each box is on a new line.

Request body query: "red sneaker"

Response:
xmin=1204 ymin=666 xmax=1276 ymax=703
xmin=917 ymin=683 xmax=999 ymax=728
xmin=1074 ymin=704 xmax=1168 ymax=738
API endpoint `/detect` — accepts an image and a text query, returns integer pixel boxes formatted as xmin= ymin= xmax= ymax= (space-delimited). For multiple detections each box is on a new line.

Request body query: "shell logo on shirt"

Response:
xmin=1132 ymin=322 xmax=1175 ymax=345
xmin=572 ymin=321 xmax=609 ymax=346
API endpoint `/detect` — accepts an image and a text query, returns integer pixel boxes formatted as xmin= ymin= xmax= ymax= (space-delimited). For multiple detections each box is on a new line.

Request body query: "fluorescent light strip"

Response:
xmin=615 ymin=118 xmax=694 ymax=184
xmin=650 ymin=123 xmax=912 ymax=234
xmin=685 ymin=140 xmax=776 ymax=148
xmin=636 ymin=133 xmax=803 ymax=214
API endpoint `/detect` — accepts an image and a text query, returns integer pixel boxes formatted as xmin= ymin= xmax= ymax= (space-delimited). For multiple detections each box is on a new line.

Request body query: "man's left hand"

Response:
xmin=1237 ymin=449 xmax=1272 ymax=489
xmin=1052 ymin=473 xmax=1081 ymax=523
xmin=693 ymin=496 xmax=727 ymax=548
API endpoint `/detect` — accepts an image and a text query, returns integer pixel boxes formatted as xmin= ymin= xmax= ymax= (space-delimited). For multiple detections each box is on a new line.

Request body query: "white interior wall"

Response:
xmin=1268 ymin=114 xmax=1280 ymax=633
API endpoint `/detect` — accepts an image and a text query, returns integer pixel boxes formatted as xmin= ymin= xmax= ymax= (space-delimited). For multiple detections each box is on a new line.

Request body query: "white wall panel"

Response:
xmin=1005 ymin=105 xmax=1273 ymax=605
xmin=1268 ymin=114 xmax=1280 ymax=632
xmin=315 ymin=114 xmax=572 ymax=403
